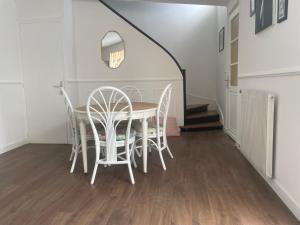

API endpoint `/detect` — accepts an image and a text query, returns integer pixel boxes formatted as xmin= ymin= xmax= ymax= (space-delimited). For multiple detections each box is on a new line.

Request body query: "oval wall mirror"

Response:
xmin=101 ymin=31 xmax=125 ymax=69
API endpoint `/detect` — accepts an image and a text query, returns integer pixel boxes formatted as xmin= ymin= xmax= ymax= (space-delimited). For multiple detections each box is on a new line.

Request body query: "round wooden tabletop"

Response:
xmin=75 ymin=102 xmax=158 ymax=113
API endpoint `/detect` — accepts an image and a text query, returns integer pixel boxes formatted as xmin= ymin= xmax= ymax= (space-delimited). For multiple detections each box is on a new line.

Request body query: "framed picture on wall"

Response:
xmin=250 ymin=0 xmax=256 ymax=17
xmin=255 ymin=0 xmax=273 ymax=34
xmin=277 ymin=0 xmax=288 ymax=23
xmin=219 ymin=27 xmax=225 ymax=52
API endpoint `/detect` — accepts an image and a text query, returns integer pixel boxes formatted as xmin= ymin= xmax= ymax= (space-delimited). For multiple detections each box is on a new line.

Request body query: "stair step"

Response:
xmin=180 ymin=121 xmax=223 ymax=132
xmin=186 ymin=104 xmax=208 ymax=115
xmin=186 ymin=110 xmax=219 ymax=119
xmin=186 ymin=111 xmax=220 ymax=124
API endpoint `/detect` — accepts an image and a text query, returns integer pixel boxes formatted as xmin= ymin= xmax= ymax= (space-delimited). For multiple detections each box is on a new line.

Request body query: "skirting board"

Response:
xmin=225 ymin=128 xmax=237 ymax=142
xmin=216 ymin=102 xmax=225 ymax=125
xmin=186 ymin=93 xmax=217 ymax=110
xmin=0 ymin=138 xmax=28 ymax=155
xmin=239 ymin=148 xmax=300 ymax=221
xmin=266 ymin=179 xmax=300 ymax=221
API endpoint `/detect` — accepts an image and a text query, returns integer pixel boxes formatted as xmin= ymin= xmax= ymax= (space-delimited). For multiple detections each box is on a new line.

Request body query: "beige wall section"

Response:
xmin=238 ymin=0 xmax=300 ymax=220
xmin=72 ymin=0 xmax=184 ymax=125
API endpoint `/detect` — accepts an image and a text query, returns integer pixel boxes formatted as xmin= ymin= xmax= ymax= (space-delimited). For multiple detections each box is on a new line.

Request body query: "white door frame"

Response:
xmin=225 ymin=7 xmax=239 ymax=141
xmin=21 ymin=21 xmax=69 ymax=144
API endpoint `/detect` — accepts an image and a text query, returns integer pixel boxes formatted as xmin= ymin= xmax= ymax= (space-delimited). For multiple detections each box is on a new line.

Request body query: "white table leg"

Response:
xmin=142 ymin=117 xmax=148 ymax=173
xmin=79 ymin=120 xmax=88 ymax=174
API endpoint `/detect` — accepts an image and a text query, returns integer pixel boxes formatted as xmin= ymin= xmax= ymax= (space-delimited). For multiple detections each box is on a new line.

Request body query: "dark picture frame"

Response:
xmin=277 ymin=0 xmax=288 ymax=23
xmin=250 ymin=0 xmax=256 ymax=17
xmin=255 ymin=0 xmax=273 ymax=34
xmin=219 ymin=27 xmax=225 ymax=52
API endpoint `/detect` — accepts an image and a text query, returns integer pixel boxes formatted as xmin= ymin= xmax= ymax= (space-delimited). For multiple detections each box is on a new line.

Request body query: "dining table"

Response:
xmin=74 ymin=102 xmax=158 ymax=174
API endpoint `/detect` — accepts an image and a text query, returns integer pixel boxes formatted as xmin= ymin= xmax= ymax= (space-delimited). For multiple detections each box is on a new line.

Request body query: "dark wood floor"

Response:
xmin=0 ymin=131 xmax=299 ymax=225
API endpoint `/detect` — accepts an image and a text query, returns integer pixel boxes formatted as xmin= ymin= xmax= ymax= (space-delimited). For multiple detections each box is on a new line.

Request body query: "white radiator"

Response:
xmin=240 ymin=89 xmax=275 ymax=178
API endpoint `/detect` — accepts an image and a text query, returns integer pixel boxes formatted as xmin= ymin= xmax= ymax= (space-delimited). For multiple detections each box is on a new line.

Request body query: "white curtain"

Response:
xmin=109 ymin=50 xmax=124 ymax=69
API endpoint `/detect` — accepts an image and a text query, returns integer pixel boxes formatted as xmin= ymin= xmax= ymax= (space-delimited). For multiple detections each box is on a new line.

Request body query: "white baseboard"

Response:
xmin=225 ymin=129 xmax=237 ymax=142
xmin=0 ymin=138 xmax=28 ymax=155
xmin=239 ymin=145 xmax=300 ymax=221
xmin=266 ymin=179 xmax=300 ymax=221
xmin=237 ymin=141 xmax=300 ymax=221
xmin=186 ymin=93 xmax=216 ymax=102
xmin=186 ymin=93 xmax=217 ymax=110
xmin=216 ymin=102 xmax=225 ymax=125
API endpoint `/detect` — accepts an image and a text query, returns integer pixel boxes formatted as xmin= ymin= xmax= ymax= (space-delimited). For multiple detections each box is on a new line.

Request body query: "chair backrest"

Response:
xmin=118 ymin=85 xmax=143 ymax=103
xmin=156 ymin=84 xmax=172 ymax=148
xmin=87 ymin=86 xmax=133 ymax=163
xmin=60 ymin=87 xmax=78 ymax=146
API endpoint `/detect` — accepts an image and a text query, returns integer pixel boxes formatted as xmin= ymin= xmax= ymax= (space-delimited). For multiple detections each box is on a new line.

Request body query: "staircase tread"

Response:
xmin=187 ymin=104 xmax=209 ymax=110
xmin=186 ymin=111 xmax=219 ymax=119
xmin=180 ymin=121 xmax=222 ymax=129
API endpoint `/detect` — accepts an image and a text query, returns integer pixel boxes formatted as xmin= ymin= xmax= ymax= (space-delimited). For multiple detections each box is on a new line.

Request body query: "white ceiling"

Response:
xmin=111 ymin=0 xmax=230 ymax=6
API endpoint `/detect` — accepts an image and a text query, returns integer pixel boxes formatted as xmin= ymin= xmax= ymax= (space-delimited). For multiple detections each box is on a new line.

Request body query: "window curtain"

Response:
xmin=109 ymin=50 xmax=124 ymax=68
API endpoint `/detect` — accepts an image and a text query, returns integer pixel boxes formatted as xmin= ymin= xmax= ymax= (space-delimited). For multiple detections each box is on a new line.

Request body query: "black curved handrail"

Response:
xmin=99 ymin=0 xmax=187 ymax=123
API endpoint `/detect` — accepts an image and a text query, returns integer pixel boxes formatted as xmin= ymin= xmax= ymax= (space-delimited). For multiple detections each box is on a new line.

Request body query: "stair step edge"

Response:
xmin=186 ymin=104 xmax=209 ymax=110
xmin=186 ymin=111 xmax=219 ymax=119
xmin=180 ymin=122 xmax=223 ymax=129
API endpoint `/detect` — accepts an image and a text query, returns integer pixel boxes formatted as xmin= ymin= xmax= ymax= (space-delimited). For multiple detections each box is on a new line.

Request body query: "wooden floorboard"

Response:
xmin=0 ymin=131 xmax=299 ymax=225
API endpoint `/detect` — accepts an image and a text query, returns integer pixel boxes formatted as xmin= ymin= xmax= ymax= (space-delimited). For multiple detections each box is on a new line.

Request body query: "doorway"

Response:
xmin=226 ymin=9 xmax=239 ymax=140
xmin=21 ymin=22 xmax=68 ymax=143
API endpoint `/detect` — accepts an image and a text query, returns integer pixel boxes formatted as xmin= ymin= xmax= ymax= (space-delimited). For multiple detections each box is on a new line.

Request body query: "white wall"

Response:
xmin=0 ymin=0 xmax=27 ymax=153
xmin=238 ymin=0 xmax=300 ymax=220
xmin=73 ymin=0 xmax=184 ymax=125
xmin=105 ymin=0 xmax=218 ymax=109
xmin=239 ymin=3 xmax=300 ymax=76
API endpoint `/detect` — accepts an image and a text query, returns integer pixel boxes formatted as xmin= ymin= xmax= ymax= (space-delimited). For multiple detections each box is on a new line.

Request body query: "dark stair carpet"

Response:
xmin=181 ymin=104 xmax=223 ymax=132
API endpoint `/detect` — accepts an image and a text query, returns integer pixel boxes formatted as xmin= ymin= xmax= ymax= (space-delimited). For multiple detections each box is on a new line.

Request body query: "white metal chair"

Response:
xmin=135 ymin=84 xmax=174 ymax=170
xmin=87 ymin=86 xmax=136 ymax=184
xmin=60 ymin=87 xmax=94 ymax=173
xmin=114 ymin=85 xmax=143 ymax=103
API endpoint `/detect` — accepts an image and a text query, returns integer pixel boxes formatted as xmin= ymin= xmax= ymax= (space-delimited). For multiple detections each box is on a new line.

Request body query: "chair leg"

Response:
xmin=127 ymin=162 xmax=135 ymax=184
xmin=69 ymin=150 xmax=74 ymax=161
xmin=134 ymin=139 xmax=142 ymax=157
xmin=70 ymin=151 xmax=78 ymax=173
xmin=131 ymin=146 xmax=137 ymax=168
xmin=90 ymin=162 xmax=99 ymax=184
xmin=166 ymin=145 xmax=174 ymax=159
xmin=158 ymin=149 xmax=166 ymax=171
xmin=136 ymin=147 xmax=142 ymax=157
